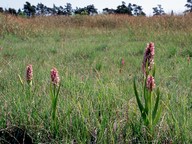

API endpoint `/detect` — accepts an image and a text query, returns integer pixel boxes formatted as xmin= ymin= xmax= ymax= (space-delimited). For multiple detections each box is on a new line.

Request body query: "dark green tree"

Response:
xmin=185 ymin=0 xmax=192 ymax=13
xmin=115 ymin=1 xmax=133 ymax=15
xmin=86 ymin=4 xmax=98 ymax=15
xmin=153 ymin=5 xmax=165 ymax=16
xmin=57 ymin=6 xmax=65 ymax=15
xmin=74 ymin=7 xmax=88 ymax=15
xmin=46 ymin=7 xmax=54 ymax=15
xmin=4 ymin=8 xmax=17 ymax=15
xmin=132 ymin=4 xmax=146 ymax=16
xmin=17 ymin=8 xmax=21 ymax=14
xmin=23 ymin=1 xmax=36 ymax=17
xmin=36 ymin=3 xmax=48 ymax=15
xmin=52 ymin=4 xmax=68 ymax=15
xmin=103 ymin=8 xmax=115 ymax=14
xmin=65 ymin=3 xmax=73 ymax=15
xmin=0 ymin=7 xmax=3 ymax=13
xmin=52 ymin=4 xmax=58 ymax=15
xmin=74 ymin=4 xmax=97 ymax=15
xmin=8 ymin=8 xmax=17 ymax=15
xmin=17 ymin=8 xmax=25 ymax=16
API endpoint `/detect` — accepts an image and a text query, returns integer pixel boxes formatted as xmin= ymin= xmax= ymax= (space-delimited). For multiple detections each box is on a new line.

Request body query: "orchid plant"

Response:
xmin=50 ymin=67 xmax=61 ymax=136
xmin=18 ymin=64 xmax=33 ymax=97
xmin=133 ymin=42 xmax=161 ymax=139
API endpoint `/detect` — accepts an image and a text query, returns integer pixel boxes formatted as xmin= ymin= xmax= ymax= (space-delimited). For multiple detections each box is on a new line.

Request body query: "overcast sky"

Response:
xmin=0 ymin=0 xmax=187 ymax=15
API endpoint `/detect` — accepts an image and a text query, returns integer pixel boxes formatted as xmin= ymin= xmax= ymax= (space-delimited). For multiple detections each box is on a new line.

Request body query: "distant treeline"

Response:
xmin=0 ymin=1 xmax=192 ymax=17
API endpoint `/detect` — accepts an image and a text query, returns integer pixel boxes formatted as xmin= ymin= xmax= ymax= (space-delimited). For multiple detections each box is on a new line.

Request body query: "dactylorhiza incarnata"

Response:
xmin=146 ymin=75 xmax=155 ymax=91
xmin=142 ymin=42 xmax=155 ymax=74
xmin=26 ymin=64 xmax=33 ymax=85
xmin=51 ymin=68 xmax=60 ymax=86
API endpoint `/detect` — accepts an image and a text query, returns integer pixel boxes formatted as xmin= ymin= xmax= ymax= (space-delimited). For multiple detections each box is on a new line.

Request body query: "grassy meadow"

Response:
xmin=0 ymin=13 xmax=192 ymax=143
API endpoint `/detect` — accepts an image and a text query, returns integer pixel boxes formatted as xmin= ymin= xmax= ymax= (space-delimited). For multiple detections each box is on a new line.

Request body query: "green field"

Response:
xmin=0 ymin=14 xmax=192 ymax=143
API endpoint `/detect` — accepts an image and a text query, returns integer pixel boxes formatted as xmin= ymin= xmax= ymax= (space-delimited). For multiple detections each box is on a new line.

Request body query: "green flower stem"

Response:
xmin=134 ymin=75 xmax=161 ymax=141
xmin=50 ymin=83 xmax=61 ymax=136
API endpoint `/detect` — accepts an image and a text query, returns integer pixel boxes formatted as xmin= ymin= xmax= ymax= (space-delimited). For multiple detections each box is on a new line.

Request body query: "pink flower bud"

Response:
xmin=146 ymin=75 xmax=155 ymax=91
xmin=26 ymin=64 xmax=33 ymax=84
xmin=142 ymin=42 xmax=155 ymax=74
xmin=121 ymin=58 xmax=125 ymax=66
xmin=51 ymin=68 xmax=60 ymax=86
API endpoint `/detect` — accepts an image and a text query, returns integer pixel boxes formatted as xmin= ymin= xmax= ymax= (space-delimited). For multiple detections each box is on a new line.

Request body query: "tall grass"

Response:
xmin=0 ymin=13 xmax=192 ymax=143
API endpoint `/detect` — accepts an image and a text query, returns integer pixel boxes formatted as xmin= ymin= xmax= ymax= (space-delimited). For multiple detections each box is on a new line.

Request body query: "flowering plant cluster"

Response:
xmin=134 ymin=42 xmax=161 ymax=138
xmin=24 ymin=65 xmax=61 ymax=135
xmin=50 ymin=67 xmax=61 ymax=135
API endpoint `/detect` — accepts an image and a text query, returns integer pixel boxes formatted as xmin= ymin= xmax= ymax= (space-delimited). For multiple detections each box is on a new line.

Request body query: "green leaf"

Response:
xmin=56 ymin=84 xmax=61 ymax=99
xmin=152 ymin=88 xmax=160 ymax=121
xmin=145 ymin=60 xmax=149 ymax=76
xmin=133 ymin=78 xmax=145 ymax=119
xmin=147 ymin=90 xmax=151 ymax=114
xmin=152 ymin=64 xmax=156 ymax=77
xmin=153 ymin=105 xmax=162 ymax=126
xmin=18 ymin=74 xmax=24 ymax=86
xmin=54 ymin=85 xmax=61 ymax=114
xmin=143 ymin=77 xmax=149 ymax=115
xmin=50 ymin=83 xmax=54 ymax=101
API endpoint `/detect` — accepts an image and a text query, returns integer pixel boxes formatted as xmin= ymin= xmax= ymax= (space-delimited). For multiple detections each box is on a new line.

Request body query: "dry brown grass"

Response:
xmin=1 ymin=13 xmax=192 ymax=38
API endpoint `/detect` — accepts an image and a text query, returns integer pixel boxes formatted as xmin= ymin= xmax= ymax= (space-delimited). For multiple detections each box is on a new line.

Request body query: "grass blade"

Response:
xmin=133 ymin=78 xmax=145 ymax=119
xmin=152 ymin=88 xmax=160 ymax=121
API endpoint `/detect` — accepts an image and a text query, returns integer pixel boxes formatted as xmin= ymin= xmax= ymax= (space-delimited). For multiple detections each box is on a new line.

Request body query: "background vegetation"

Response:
xmin=1 ymin=0 xmax=192 ymax=17
xmin=0 ymin=10 xmax=192 ymax=143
